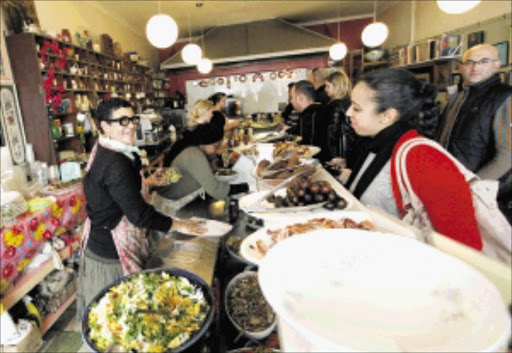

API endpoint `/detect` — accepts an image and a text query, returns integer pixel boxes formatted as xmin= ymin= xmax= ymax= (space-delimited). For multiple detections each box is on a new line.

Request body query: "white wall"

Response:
xmin=33 ymin=1 xmax=159 ymax=69
xmin=185 ymin=69 xmax=308 ymax=115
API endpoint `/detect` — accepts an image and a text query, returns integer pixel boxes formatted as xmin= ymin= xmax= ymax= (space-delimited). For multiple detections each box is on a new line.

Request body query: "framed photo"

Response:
xmin=440 ymin=34 xmax=462 ymax=57
xmin=0 ymin=31 xmax=13 ymax=81
xmin=451 ymin=73 xmax=463 ymax=86
xmin=493 ymin=41 xmax=509 ymax=66
xmin=0 ymin=81 xmax=27 ymax=164
xmin=415 ymin=73 xmax=431 ymax=83
xmin=467 ymin=31 xmax=484 ymax=49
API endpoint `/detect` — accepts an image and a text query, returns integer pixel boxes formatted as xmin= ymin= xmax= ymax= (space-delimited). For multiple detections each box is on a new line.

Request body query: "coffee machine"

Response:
xmin=135 ymin=110 xmax=169 ymax=148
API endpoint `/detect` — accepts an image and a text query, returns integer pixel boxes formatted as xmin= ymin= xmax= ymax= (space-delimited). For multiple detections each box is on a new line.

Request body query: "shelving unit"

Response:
xmin=6 ymin=32 xmax=153 ymax=164
xmin=148 ymin=74 xmax=171 ymax=108
xmin=0 ymin=229 xmax=81 ymax=311
xmin=40 ymin=291 xmax=77 ymax=335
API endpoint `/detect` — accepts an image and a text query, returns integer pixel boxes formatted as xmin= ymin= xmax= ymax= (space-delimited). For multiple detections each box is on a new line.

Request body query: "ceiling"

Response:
xmin=90 ymin=0 xmax=399 ymax=41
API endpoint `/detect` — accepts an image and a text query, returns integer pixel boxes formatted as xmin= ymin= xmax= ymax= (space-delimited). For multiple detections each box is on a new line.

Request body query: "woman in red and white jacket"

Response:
xmin=345 ymin=68 xmax=481 ymax=250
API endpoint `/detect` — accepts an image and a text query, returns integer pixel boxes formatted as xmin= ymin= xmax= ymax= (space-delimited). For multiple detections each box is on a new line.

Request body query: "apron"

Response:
xmin=80 ymin=138 xmax=149 ymax=276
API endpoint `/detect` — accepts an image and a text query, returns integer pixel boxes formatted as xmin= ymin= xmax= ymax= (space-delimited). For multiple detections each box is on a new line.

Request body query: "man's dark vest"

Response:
xmin=444 ymin=74 xmax=511 ymax=173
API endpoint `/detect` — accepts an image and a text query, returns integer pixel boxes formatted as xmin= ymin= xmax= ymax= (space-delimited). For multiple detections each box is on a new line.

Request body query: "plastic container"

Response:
xmin=259 ymin=230 xmax=511 ymax=352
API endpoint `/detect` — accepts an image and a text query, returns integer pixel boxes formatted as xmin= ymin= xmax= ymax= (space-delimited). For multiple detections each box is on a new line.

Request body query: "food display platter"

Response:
xmin=239 ymin=211 xmax=372 ymax=265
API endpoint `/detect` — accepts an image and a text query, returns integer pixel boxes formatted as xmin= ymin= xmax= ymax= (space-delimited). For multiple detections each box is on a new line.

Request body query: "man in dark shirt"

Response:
xmin=282 ymin=82 xmax=296 ymax=127
xmin=437 ymin=44 xmax=511 ymax=222
xmin=290 ymin=80 xmax=330 ymax=162
xmin=309 ymin=68 xmax=331 ymax=104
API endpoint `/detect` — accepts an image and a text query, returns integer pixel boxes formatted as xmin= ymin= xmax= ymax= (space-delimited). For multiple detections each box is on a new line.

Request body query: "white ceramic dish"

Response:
xmin=240 ymin=211 xmax=371 ymax=266
xmin=215 ymin=169 xmax=239 ymax=182
xmin=225 ymin=271 xmax=277 ymax=340
xmin=259 ymin=230 xmax=511 ymax=352
xmin=239 ymin=189 xmax=352 ymax=214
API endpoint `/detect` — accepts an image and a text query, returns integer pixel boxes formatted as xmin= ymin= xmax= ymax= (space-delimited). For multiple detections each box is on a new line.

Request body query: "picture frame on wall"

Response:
xmin=0 ymin=81 xmax=27 ymax=164
xmin=414 ymin=73 xmax=431 ymax=83
xmin=467 ymin=31 xmax=484 ymax=49
xmin=493 ymin=41 xmax=509 ymax=67
xmin=440 ymin=34 xmax=462 ymax=57
xmin=451 ymin=73 xmax=463 ymax=86
xmin=0 ymin=32 xmax=12 ymax=81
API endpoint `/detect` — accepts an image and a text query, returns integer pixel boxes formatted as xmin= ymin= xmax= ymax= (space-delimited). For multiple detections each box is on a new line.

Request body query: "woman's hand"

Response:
xmin=144 ymin=168 xmax=182 ymax=186
xmin=171 ymin=219 xmax=208 ymax=236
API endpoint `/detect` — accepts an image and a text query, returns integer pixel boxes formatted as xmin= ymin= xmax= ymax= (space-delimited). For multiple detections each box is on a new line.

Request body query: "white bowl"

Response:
xmin=225 ymin=271 xmax=277 ymax=340
xmin=365 ymin=49 xmax=385 ymax=62
xmin=215 ymin=169 xmax=239 ymax=182
xmin=259 ymin=230 xmax=511 ymax=352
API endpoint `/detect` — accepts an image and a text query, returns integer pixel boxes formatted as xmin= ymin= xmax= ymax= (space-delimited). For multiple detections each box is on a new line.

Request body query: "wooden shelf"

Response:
xmin=363 ymin=61 xmax=389 ymax=67
xmin=0 ymin=230 xmax=82 ymax=311
xmin=40 ymin=291 xmax=77 ymax=335
xmin=393 ymin=56 xmax=461 ymax=70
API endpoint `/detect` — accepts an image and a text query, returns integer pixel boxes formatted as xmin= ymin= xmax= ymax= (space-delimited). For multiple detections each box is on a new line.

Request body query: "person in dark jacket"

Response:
xmin=310 ymin=68 xmax=331 ymax=104
xmin=281 ymin=82 xmax=296 ymax=126
xmin=324 ymin=70 xmax=356 ymax=161
xmin=437 ymin=44 xmax=511 ymax=223
xmin=289 ymin=80 xmax=330 ymax=162
xmin=79 ymin=98 xmax=205 ymax=318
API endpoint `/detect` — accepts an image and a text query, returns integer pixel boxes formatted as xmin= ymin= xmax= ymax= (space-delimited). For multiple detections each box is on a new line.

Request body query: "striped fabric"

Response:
xmin=478 ymin=96 xmax=512 ymax=180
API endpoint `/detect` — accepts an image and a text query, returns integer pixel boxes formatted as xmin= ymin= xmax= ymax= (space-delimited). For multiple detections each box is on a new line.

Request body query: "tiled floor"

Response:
xmin=37 ymin=301 xmax=89 ymax=353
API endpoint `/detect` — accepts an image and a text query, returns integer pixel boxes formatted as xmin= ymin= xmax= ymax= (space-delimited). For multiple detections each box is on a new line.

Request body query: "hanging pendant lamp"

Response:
xmin=146 ymin=1 xmax=178 ymax=49
xmin=197 ymin=26 xmax=213 ymax=74
xmin=362 ymin=0 xmax=388 ymax=48
xmin=329 ymin=5 xmax=348 ymax=61
xmin=437 ymin=0 xmax=481 ymax=14
xmin=181 ymin=13 xmax=202 ymax=65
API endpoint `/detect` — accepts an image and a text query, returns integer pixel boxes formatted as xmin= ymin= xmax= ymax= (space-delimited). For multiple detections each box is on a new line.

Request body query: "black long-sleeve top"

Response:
xmin=83 ymin=145 xmax=172 ymax=259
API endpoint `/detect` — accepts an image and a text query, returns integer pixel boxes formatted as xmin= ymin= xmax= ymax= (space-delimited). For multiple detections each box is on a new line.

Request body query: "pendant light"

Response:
xmin=146 ymin=0 xmax=178 ymax=49
xmin=437 ymin=0 xmax=481 ymax=14
xmin=197 ymin=26 xmax=213 ymax=74
xmin=329 ymin=4 xmax=347 ymax=61
xmin=362 ymin=0 xmax=388 ymax=48
xmin=181 ymin=12 xmax=202 ymax=65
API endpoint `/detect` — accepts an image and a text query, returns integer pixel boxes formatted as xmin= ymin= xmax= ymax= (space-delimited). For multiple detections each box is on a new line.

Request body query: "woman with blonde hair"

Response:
xmin=188 ymin=99 xmax=214 ymax=127
xmin=325 ymin=70 xmax=355 ymax=161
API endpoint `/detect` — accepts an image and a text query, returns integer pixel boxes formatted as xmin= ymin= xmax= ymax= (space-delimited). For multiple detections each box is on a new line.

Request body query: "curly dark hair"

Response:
xmin=360 ymin=68 xmax=440 ymax=138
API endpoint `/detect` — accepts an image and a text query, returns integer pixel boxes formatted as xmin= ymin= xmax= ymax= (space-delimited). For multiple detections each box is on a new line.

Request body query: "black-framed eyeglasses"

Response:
xmin=461 ymin=58 xmax=498 ymax=67
xmin=104 ymin=115 xmax=140 ymax=126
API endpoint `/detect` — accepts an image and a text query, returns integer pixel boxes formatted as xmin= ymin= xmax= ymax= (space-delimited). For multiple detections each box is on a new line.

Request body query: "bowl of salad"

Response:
xmin=82 ymin=268 xmax=214 ymax=353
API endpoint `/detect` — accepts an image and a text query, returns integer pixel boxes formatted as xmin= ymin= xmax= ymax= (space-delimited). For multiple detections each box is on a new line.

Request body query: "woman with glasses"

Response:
xmin=78 ymin=98 xmax=206 ymax=318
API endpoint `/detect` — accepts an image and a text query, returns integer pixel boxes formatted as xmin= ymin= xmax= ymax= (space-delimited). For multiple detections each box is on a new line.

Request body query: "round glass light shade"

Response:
xmin=181 ymin=43 xmax=202 ymax=65
xmin=361 ymin=22 xmax=389 ymax=48
xmin=329 ymin=43 xmax=348 ymax=61
xmin=146 ymin=14 xmax=178 ymax=49
xmin=437 ymin=0 xmax=481 ymax=14
xmin=197 ymin=58 xmax=213 ymax=74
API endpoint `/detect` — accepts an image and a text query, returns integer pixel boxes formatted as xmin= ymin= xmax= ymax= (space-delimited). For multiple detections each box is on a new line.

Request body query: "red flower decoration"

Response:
xmin=2 ymin=263 xmax=15 ymax=279
xmin=4 ymin=246 xmax=16 ymax=259
xmin=43 ymin=229 xmax=52 ymax=240
xmin=51 ymin=217 xmax=61 ymax=227
xmin=30 ymin=218 xmax=39 ymax=231
xmin=26 ymin=248 xmax=37 ymax=258
xmin=12 ymin=225 xmax=22 ymax=234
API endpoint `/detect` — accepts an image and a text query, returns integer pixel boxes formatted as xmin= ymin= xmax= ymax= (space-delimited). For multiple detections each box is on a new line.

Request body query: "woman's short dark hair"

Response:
xmin=208 ymin=92 xmax=227 ymax=106
xmin=360 ymin=68 xmax=440 ymax=138
xmin=96 ymin=98 xmax=132 ymax=122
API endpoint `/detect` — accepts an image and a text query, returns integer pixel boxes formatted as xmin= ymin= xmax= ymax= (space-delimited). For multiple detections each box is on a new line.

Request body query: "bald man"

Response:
xmin=437 ymin=44 xmax=512 ymax=222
